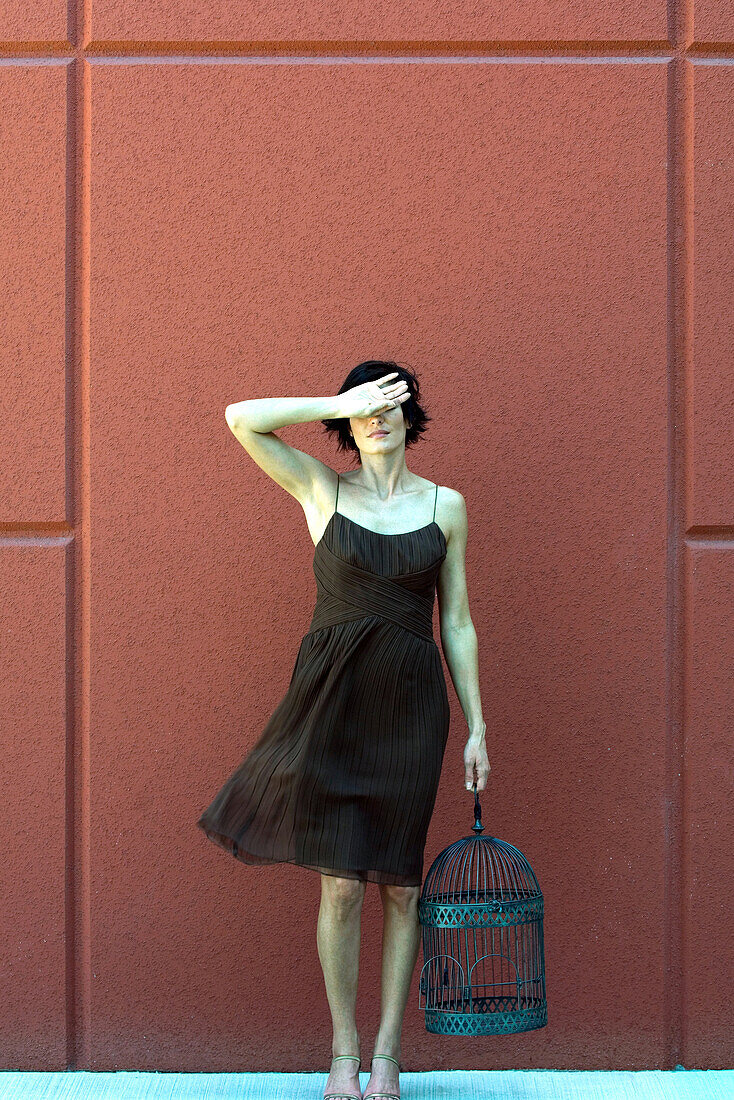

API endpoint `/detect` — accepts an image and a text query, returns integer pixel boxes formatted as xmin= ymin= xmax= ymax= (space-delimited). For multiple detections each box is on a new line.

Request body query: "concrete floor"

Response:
xmin=0 ymin=1069 xmax=731 ymax=1100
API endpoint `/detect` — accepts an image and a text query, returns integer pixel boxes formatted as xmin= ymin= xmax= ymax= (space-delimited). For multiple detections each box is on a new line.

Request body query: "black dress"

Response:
xmin=196 ymin=475 xmax=450 ymax=886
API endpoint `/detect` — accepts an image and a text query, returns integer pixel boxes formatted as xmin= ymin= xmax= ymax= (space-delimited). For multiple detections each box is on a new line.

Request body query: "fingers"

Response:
xmin=465 ymin=767 xmax=491 ymax=792
xmin=359 ymin=377 xmax=409 ymax=417
xmin=368 ymin=383 xmax=389 ymax=402
xmin=376 ymin=380 xmax=409 ymax=402
xmin=372 ymin=380 xmax=407 ymax=399
xmin=368 ymin=382 xmax=408 ymax=412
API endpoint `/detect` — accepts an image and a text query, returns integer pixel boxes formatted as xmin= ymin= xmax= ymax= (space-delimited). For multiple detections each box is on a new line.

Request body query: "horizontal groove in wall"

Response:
xmin=0 ymin=41 xmax=734 ymax=61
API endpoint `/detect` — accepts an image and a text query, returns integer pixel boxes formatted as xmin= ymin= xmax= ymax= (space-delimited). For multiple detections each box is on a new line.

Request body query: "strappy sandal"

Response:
xmin=323 ymin=1053 xmax=363 ymax=1100
xmin=362 ymin=1053 xmax=403 ymax=1100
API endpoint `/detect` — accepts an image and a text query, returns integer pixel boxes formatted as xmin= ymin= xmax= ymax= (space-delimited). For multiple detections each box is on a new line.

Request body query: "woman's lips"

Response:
xmin=369 ymin=431 xmax=388 ymax=437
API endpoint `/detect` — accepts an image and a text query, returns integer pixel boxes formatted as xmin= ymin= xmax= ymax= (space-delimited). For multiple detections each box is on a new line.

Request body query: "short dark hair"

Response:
xmin=322 ymin=359 xmax=431 ymax=462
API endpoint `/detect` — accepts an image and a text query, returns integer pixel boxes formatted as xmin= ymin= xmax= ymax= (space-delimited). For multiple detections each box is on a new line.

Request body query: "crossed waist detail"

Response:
xmin=309 ymin=539 xmax=437 ymax=642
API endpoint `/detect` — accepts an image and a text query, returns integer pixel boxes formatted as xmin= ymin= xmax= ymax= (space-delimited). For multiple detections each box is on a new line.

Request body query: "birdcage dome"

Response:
xmin=418 ymin=784 xmax=548 ymax=1035
xmin=422 ymin=833 xmax=542 ymax=904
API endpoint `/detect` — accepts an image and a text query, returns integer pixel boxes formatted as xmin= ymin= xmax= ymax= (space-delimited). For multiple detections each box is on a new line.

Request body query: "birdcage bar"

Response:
xmin=421 ymin=931 xmax=543 ymax=1005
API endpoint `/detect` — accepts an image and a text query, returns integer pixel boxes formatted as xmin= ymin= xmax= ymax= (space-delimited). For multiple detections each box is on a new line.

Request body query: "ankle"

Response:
xmin=332 ymin=1034 xmax=361 ymax=1059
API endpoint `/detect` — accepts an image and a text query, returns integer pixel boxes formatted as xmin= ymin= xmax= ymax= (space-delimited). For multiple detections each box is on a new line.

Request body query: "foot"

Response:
xmin=323 ymin=1052 xmax=362 ymax=1100
xmin=363 ymin=1052 xmax=401 ymax=1100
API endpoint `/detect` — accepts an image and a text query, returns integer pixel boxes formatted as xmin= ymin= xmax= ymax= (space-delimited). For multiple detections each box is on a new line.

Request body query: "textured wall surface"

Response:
xmin=0 ymin=0 xmax=732 ymax=1076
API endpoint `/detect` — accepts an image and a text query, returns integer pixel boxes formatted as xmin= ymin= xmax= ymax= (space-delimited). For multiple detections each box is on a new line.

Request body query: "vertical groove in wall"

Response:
xmin=67 ymin=0 xmax=91 ymax=1070
xmin=665 ymin=0 xmax=694 ymax=1068
xmin=64 ymin=55 xmax=77 ymax=1073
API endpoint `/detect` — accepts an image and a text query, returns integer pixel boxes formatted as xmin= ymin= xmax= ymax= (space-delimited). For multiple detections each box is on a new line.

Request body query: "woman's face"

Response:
xmin=349 ymin=401 xmax=408 ymax=455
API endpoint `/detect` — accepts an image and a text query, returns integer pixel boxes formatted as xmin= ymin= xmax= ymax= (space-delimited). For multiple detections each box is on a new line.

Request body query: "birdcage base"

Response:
xmin=424 ymin=1001 xmax=547 ymax=1036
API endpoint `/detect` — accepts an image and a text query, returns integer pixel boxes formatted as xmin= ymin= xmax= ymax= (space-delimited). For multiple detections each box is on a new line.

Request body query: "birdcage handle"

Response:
xmin=471 ymin=779 xmax=484 ymax=834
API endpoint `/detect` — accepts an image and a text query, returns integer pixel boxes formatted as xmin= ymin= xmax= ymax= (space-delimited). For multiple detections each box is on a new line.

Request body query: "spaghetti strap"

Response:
xmin=335 ymin=472 xmax=340 ymax=514
xmin=432 ymin=482 xmax=438 ymax=522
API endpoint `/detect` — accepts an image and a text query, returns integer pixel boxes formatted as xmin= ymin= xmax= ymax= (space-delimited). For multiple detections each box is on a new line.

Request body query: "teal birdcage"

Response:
xmin=418 ymin=781 xmax=547 ymax=1035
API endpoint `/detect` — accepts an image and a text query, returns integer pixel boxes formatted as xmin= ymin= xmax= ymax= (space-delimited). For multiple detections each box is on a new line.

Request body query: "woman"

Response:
xmin=197 ymin=359 xmax=490 ymax=1100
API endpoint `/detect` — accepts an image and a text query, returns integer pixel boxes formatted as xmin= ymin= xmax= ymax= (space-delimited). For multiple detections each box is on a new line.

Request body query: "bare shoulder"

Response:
xmin=435 ymin=484 xmax=467 ymax=547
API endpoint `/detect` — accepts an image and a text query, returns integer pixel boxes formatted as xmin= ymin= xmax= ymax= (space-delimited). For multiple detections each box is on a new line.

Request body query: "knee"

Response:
xmin=321 ymin=874 xmax=366 ymax=915
xmin=380 ymin=883 xmax=420 ymax=915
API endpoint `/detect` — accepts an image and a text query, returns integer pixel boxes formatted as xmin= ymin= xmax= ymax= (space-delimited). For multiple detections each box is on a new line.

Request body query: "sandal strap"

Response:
xmin=331 ymin=1054 xmax=361 ymax=1067
xmin=363 ymin=1094 xmax=400 ymax=1100
xmin=371 ymin=1054 xmax=400 ymax=1069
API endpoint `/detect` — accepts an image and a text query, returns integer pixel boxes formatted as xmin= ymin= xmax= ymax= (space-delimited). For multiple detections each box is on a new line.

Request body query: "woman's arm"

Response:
xmin=224 ymin=374 xmax=409 ymax=508
xmin=436 ymin=490 xmax=491 ymax=792
xmin=224 ymin=394 xmax=343 ymax=505
xmin=226 ymin=394 xmax=342 ymax=433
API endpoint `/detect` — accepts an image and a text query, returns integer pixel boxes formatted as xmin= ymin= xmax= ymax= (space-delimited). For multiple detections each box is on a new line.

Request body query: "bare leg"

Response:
xmin=364 ymin=883 xmax=420 ymax=1098
xmin=317 ymin=874 xmax=366 ymax=1099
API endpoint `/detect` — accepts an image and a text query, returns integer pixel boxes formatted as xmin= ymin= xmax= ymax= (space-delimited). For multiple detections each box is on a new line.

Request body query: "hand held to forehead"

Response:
xmin=336 ymin=372 xmax=411 ymax=420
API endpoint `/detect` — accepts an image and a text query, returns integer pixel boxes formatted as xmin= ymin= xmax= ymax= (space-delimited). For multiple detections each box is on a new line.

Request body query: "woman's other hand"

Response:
xmin=464 ymin=736 xmax=490 ymax=792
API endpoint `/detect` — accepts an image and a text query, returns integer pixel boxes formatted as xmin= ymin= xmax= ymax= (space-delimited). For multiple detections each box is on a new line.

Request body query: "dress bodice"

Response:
xmin=308 ymin=510 xmax=446 ymax=642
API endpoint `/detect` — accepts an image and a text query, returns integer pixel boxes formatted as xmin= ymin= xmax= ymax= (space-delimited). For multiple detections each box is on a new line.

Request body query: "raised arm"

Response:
xmin=224 ymin=373 xmax=410 ymax=510
xmin=224 ymin=394 xmax=342 ymax=507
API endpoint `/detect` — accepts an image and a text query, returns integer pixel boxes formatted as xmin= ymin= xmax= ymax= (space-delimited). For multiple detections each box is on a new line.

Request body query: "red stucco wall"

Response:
xmin=1 ymin=0 xmax=732 ymax=1074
